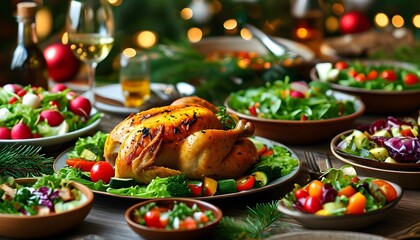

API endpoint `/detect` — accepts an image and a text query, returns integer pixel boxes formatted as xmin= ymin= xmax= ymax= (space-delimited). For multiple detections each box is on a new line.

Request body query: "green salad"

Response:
xmin=316 ymin=61 xmax=420 ymax=90
xmin=227 ymin=78 xmax=357 ymax=121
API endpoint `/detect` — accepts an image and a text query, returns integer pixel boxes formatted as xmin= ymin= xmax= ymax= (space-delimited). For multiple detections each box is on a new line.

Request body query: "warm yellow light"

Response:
xmin=223 ymin=19 xmax=237 ymax=30
xmin=240 ymin=28 xmax=252 ymax=40
xmin=413 ymin=14 xmax=420 ymax=28
xmin=325 ymin=16 xmax=339 ymax=32
xmin=108 ymin=0 xmax=122 ymax=6
xmin=296 ymin=27 xmax=308 ymax=39
xmin=62 ymin=32 xmax=68 ymax=44
xmin=122 ymin=48 xmax=136 ymax=58
xmin=375 ymin=13 xmax=389 ymax=28
xmin=187 ymin=27 xmax=203 ymax=43
xmin=36 ymin=7 xmax=52 ymax=39
xmin=180 ymin=8 xmax=193 ymax=20
xmin=135 ymin=31 xmax=157 ymax=48
xmin=332 ymin=3 xmax=344 ymax=15
xmin=392 ymin=15 xmax=404 ymax=28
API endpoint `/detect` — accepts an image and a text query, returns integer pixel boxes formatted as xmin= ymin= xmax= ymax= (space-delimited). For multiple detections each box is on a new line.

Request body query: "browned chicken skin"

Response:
xmin=104 ymin=97 xmax=258 ymax=183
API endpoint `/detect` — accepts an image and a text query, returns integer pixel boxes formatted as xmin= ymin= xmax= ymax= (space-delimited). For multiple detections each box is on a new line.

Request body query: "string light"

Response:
xmin=223 ymin=19 xmax=237 ymax=30
xmin=122 ymin=48 xmax=136 ymax=57
xmin=180 ymin=8 xmax=193 ymax=20
xmin=187 ymin=27 xmax=203 ymax=43
xmin=135 ymin=31 xmax=157 ymax=48
xmin=35 ymin=7 xmax=52 ymax=40
xmin=240 ymin=28 xmax=252 ymax=40
xmin=413 ymin=14 xmax=420 ymax=28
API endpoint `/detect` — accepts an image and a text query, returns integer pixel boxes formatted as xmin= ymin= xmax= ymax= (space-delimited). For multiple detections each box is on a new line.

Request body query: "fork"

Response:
xmin=304 ymin=151 xmax=334 ymax=180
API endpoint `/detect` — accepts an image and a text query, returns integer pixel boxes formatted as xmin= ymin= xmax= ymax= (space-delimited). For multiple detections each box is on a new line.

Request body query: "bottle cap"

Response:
xmin=17 ymin=2 xmax=38 ymax=18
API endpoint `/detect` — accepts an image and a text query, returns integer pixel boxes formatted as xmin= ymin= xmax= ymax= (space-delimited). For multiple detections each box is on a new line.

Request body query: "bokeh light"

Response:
xmin=332 ymin=3 xmax=344 ymax=15
xmin=413 ymin=14 xmax=420 ymax=28
xmin=187 ymin=27 xmax=203 ymax=43
xmin=180 ymin=8 xmax=193 ymax=20
xmin=135 ymin=30 xmax=157 ymax=48
xmin=36 ymin=7 xmax=52 ymax=39
xmin=223 ymin=19 xmax=237 ymax=30
xmin=375 ymin=13 xmax=389 ymax=28
xmin=108 ymin=0 xmax=122 ymax=6
xmin=391 ymin=15 xmax=404 ymax=28
xmin=240 ymin=28 xmax=252 ymax=40
xmin=325 ymin=16 xmax=339 ymax=32
xmin=122 ymin=48 xmax=136 ymax=58
xmin=296 ymin=27 xmax=308 ymax=39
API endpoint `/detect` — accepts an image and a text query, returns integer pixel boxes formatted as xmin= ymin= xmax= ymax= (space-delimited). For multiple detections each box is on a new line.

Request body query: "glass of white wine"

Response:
xmin=66 ymin=0 xmax=114 ymax=105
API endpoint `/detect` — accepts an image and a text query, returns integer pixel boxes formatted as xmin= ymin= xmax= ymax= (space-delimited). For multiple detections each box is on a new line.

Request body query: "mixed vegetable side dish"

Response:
xmin=56 ymin=131 xmax=299 ymax=198
xmin=316 ymin=61 xmax=420 ymax=90
xmin=0 ymin=83 xmax=101 ymax=139
xmin=281 ymin=166 xmax=399 ymax=215
xmin=227 ymin=79 xmax=357 ymax=121
xmin=0 ymin=175 xmax=88 ymax=216
xmin=337 ymin=115 xmax=420 ymax=164
xmin=131 ymin=201 xmax=216 ymax=230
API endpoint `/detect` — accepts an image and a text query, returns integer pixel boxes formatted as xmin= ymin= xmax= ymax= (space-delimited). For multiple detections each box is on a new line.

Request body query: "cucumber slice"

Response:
xmin=109 ymin=177 xmax=136 ymax=189
xmin=217 ymin=179 xmax=237 ymax=194
xmin=250 ymin=165 xmax=273 ymax=181
xmin=271 ymin=166 xmax=282 ymax=179
xmin=252 ymin=171 xmax=268 ymax=188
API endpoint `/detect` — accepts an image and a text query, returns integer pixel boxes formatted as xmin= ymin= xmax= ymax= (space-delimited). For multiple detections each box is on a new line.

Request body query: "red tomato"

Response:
xmin=179 ymin=217 xmax=198 ymax=230
xmin=381 ymin=70 xmax=397 ymax=82
xmin=248 ymin=105 xmax=257 ymax=116
xmin=348 ymin=69 xmax=358 ymax=78
xmin=90 ymin=161 xmax=115 ymax=183
xmin=371 ymin=179 xmax=398 ymax=202
xmin=307 ymin=180 xmax=324 ymax=199
xmin=66 ymin=158 xmax=96 ymax=172
xmin=294 ymin=189 xmax=309 ymax=200
xmin=260 ymin=149 xmax=274 ymax=157
xmin=236 ymin=175 xmax=255 ymax=192
xmin=367 ymin=70 xmax=378 ymax=80
xmin=354 ymin=73 xmax=366 ymax=82
xmin=403 ymin=73 xmax=419 ymax=85
xmin=335 ymin=61 xmax=348 ymax=70
xmin=187 ymin=181 xmax=203 ymax=197
xmin=144 ymin=209 xmax=165 ymax=228
xmin=8 ymin=96 xmax=18 ymax=104
xmin=303 ymin=195 xmax=322 ymax=213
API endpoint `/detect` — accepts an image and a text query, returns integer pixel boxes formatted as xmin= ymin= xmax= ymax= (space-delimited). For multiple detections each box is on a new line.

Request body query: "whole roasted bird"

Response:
xmin=104 ymin=96 xmax=259 ymax=183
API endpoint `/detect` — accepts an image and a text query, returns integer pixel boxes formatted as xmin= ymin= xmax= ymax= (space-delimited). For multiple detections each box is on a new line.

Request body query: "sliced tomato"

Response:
xmin=248 ymin=105 xmax=257 ymax=116
xmin=187 ymin=180 xmax=203 ymax=197
xmin=257 ymin=145 xmax=268 ymax=156
xmin=354 ymin=73 xmax=366 ymax=82
xmin=179 ymin=217 xmax=198 ymax=230
xmin=66 ymin=158 xmax=96 ymax=172
xmin=371 ymin=179 xmax=398 ymax=202
xmin=236 ymin=175 xmax=255 ymax=192
xmin=400 ymin=128 xmax=414 ymax=137
xmin=144 ymin=209 xmax=165 ymax=228
xmin=260 ymin=149 xmax=274 ymax=157
xmin=381 ymin=70 xmax=397 ymax=82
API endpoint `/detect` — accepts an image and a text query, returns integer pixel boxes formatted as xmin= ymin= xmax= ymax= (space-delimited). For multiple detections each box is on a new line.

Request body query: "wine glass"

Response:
xmin=66 ymin=0 xmax=114 ymax=105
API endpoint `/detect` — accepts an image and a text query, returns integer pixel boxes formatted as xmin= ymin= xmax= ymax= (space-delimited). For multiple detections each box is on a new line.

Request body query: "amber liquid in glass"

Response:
xmin=120 ymin=78 xmax=150 ymax=107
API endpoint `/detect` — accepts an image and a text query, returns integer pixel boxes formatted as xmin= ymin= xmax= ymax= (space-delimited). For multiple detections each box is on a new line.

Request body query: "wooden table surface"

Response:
xmin=15 ymin=109 xmax=420 ymax=240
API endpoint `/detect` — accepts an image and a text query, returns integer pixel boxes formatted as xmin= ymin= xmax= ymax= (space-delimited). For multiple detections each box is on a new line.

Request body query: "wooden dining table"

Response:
xmin=10 ymin=106 xmax=419 ymax=240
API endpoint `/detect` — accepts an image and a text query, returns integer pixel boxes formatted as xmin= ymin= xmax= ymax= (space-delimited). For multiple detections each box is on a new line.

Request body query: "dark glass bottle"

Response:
xmin=9 ymin=2 xmax=48 ymax=89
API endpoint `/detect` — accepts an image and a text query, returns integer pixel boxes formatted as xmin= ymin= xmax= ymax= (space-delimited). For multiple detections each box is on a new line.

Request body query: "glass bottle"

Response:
xmin=9 ymin=2 xmax=48 ymax=89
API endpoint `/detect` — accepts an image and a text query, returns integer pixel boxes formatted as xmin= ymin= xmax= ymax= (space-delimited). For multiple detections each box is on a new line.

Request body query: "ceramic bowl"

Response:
xmin=0 ymin=178 xmax=94 ymax=239
xmin=125 ymin=198 xmax=223 ymax=240
xmin=277 ymin=180 xmax=403 ymax=230
xmin=225 ymin=91 xmax=365 ymax=145
xmin=267 ymin=231 xmax=387 ymax=240
xmin=331 ymin=130 xmax=420 ymax=189
xmin=309 ymin=61 xmax=420 ymax=114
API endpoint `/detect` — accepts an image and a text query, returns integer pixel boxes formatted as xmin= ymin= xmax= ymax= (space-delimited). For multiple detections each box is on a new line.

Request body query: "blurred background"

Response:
xmin=1 ymin=0 xmax=419 ymax=102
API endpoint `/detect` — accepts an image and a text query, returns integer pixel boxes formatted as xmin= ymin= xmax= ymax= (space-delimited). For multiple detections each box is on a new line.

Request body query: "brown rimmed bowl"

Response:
xmin=0 ymin=178 xmax=94 ymax=239
xmin=125 ymin=198 xmax=223 ymax=240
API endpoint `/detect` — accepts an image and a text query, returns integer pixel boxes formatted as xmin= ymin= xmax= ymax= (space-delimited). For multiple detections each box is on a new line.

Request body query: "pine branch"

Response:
xmin=0 ymin=144 xmax=54 ymax=178
xmin=213 ymin=200 xmax=282 ymax=240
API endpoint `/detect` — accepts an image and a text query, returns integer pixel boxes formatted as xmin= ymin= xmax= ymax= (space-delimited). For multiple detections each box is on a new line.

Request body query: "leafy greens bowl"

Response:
xmin=225 ymin=80 xmax=365 ymax=145
xmin=0 ymin=177 xmax=93 ymax=239
xmin=310 ymin=60 xmax=420 ymax=114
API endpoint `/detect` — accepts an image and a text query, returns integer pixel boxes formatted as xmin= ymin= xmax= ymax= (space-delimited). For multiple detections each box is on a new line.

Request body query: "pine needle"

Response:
xmin=0 ymin=144 xmax=54 ymax=178
xmin=213 ymin=200 xmax=282 ymax=240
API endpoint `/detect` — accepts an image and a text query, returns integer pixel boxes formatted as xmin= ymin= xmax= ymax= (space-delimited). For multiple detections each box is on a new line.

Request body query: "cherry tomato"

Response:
xmin=8 ymin=96 xmax=18 ymax=104
xmin=348 ymin=69 xmax=358 ymax=78
xmin=381 ymin=70 xmax=397 ymax=82
xmin=236 ymin=175 xmax=255 ymax=192
xmin=248 ymin=105 xmax=257 ymax=116
xmin=66 ymin=158 xmax=96 ymax=172
xmin=403 ymin=73 xmax=419 ymax=85
xmin=179 ymin=217 xmax=198 ymax=230
xmin=346 ymin=192 xmax=366 ymax=214
xmin=260 ymin=149 xmax=274 ymax=157
xmin=187 ymin=181 xmax=203 ymax=197
xmin=90 ymin=161 xmax=114 ymax=183
xmin=294 ymin=189 xmax=309 ymax=200
xmin=371 ymin=179 xmax=398 ymax=202
xmin=144 ymin=209 xmax=165 ymax=228
xmin=367 ymin=70 xmax=378 ymax=80
xmin=303 ymin=195 xmax=322 ymax=213
xmin=354 ymin=73 xmax=366 ymax=82
xmin=308 ymin=180 xmax=324 ymax=199
xmin=335 ymin=61 xmax=348 ymax=70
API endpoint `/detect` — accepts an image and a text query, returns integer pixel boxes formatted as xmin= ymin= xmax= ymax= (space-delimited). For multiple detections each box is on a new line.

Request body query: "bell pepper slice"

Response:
xmin=236 ymin=175 xmax=255 ymax=192
xmin=187 ymin=180 xmax=203 ymax=197
xmin=66 ymin=158 xmax=96 ymax=172
xmin=203 ymin=177 xmax=217 ymax=196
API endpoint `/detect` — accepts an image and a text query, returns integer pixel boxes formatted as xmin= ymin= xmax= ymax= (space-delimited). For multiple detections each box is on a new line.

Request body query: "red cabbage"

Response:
xmin=383 ymin=137 xmax=420 ymax=163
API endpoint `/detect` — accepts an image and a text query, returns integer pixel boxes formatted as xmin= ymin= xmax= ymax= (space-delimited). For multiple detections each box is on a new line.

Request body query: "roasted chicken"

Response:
xmin=104 ymin=97 xmax=259 ymax=183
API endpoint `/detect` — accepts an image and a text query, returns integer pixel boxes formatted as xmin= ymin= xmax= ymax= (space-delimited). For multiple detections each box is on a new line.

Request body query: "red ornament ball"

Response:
xmin=44 ymin=43 xmax=80 ymax=83
xmin=340 ymin=11 xmax=371 ymax=34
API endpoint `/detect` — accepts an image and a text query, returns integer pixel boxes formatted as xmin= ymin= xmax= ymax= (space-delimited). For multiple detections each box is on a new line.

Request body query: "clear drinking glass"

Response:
xmin=66 ymin=0 xmax=114 ymax=105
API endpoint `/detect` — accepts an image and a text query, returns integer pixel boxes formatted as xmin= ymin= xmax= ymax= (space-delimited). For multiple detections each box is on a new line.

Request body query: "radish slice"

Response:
xmin=290 ymin=81 xmax=310 ymax=94
xmin=315 ymin=63 xmax=333 ymax=81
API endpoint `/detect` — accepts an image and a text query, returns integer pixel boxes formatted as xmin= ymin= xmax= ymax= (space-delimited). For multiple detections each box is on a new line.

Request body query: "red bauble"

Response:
xmin=340 ymin=11 xmax=371 ymax=34
xmin=44 ymin=43 xmax=80 ymax=82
